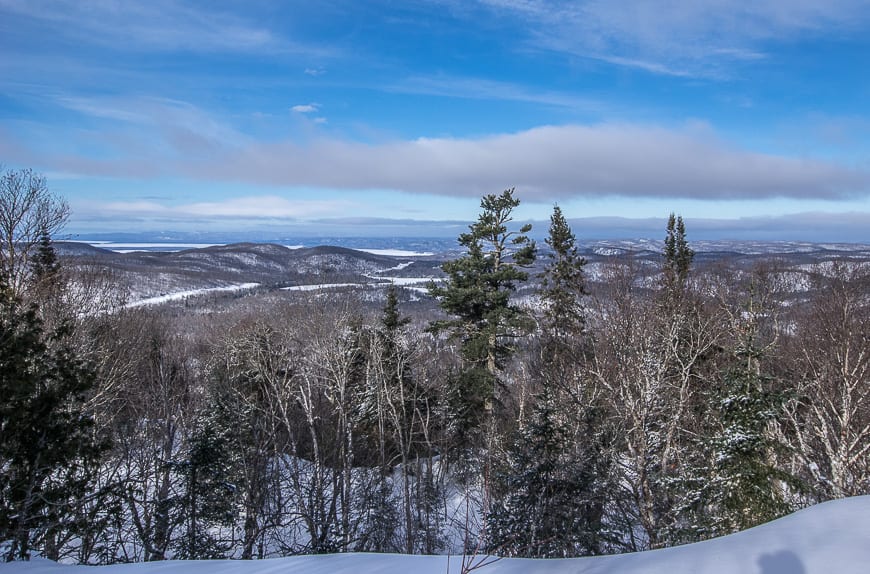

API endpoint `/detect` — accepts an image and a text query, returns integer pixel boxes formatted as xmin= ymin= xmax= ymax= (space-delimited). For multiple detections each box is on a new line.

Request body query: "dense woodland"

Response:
xmin=1 ymin=170 xmax=869 ymax=563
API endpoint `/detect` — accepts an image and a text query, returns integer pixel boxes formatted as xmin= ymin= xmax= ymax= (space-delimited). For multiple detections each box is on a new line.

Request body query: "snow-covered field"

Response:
xmin=4 ymin=496 xmax=869 ymax=573
xmin=281 ymin=283 xmax=364 ymax=292
xmin=356 ymin=249 xmax=434 ymax=257
xmin=124 ymin=283 xmax=260 ymax=308
xmin=73 ymin=241 xmax=221 ymax=252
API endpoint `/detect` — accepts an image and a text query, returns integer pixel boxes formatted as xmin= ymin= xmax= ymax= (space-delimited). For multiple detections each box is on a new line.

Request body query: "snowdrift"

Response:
xmin=4 ymin=496 xmax=869 ymax=574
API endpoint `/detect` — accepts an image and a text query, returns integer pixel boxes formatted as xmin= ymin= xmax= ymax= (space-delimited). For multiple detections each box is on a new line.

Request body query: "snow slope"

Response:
xmin=4 ymin=496 xmax=870 ymax=573
xmin=124 ymin=283 xmax=260 ymax=308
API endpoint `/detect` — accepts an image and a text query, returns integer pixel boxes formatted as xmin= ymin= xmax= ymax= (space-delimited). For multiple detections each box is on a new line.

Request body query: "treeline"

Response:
xmin=1 ymin=173 xmax=869 ymax=562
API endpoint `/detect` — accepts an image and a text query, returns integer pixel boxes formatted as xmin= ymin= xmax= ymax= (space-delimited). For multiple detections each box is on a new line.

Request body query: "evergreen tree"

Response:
xmin=429 ymin=188 xmax=535 ymax=439
xmin=702 ymin=289 xmax=793 ymax=537
xmin=704 ymin=360 xmax=790 ymax=535
xmin=0 ymin=293 xmax=107 ymax=561
xmin=170 ymin=412 xmax=238 ymax=559
xmin=537 ymin=205 xmax=592 ymax=396
xmin=382 ymin=284 xmax=410 ymax=334
xmin=29 ymin=230 xmax=60 ymax=284
xmin=203 ymin=373 xmax=276 ymax=560
xmin=489 ymin=206 xmax=612 ymax=557
xmin=487 ymin=385 xmax=602 ymax=557
xmin=539 ymin=205 xmax=587 ymax=341
xmin=662 ymin=213 xmax=694 ymax=295
xmin=674 ymin=277 xmax=794 ymax=541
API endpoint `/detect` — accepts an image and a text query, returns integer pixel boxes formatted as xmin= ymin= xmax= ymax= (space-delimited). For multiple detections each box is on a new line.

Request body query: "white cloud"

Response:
xmin=472 ymin=0 xmax=870 ymax=76
xmin=291 ymin=104 xmax=319 ymax=113
xmin=390 ymin=74 xmax=607 ymax=110
xmin=93 ymin=196 xmax=354 ymax=220
xmin=186 ymin=123 xmax=869 ymax=201
xmin=0 ymin=0 xmax=332 ymax=56
xmin=10 ymin=92 xmax=870 ymax=203
xmin=10 ymin=118 xmax=869 ymax=202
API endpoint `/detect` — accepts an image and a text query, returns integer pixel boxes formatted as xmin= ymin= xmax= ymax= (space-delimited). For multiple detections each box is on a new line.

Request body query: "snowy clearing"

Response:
xmin=124 ymin=283 xmax=260 ymax=308
xmin=364 ymin=275 xmax=438 ymax=286
xmin=75 ymin=242 xmax=221 ymax=252
xmin=5 ymin=496 xmax=869 ymax=573
xmin=372 ymin=261 xmax=415 ymax=273
xmin=355 ymin=248 xmax=434 ymax=257
xmin=281 ymin=283 xmax=364 ymax=292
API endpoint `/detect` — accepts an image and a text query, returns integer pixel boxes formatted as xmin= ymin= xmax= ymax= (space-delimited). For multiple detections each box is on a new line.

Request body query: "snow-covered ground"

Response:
xmin=124 ymin=283 xmax=260 ymax=308
xmin=356 ymin=248 xmax=434 ymax=257
xmin=281 ymin=283 xmax=365 ymax=292
xmin=372 ymin=262 xmax=415 ymax=273
xmin=4 ymin=496 xmax=869 ymax=573
xmin=73 ymin=241 xmax=221 ymax=252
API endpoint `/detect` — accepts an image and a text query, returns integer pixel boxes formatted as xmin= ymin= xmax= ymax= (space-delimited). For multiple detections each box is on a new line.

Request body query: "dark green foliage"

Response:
xmin=703 ymin=356 xmax=793 ymax=535
xmin=539 ymin=205 xmax=587 ymax=340
xmin=662 ymin=213 xmax=694 ymax=295
xmin=170 ymin=412 xmax=238 ymax=560
xmin=207 ymin=378 xmax=276 ymax=560
xmin=487 ymin=385 xmax=605 ymax=557
xmin=356 ymin=478 xmax=399 ymax=552
xmin=498 ymin=205 xmax=613 ymax=556
xmin=29 ymin=231 xmax=59 ymax=284
xmin=0 ymin=293 xmax=107 ymax=561
xmin=537 ymin=205 xmax=592 ymax=398
xmin=382 ymin=285 xmax=410 ymax=333
xmin=672 ymin=292 xmax=795 ymax=542
xmin=429 ymin=189 xmax=535 ymax=437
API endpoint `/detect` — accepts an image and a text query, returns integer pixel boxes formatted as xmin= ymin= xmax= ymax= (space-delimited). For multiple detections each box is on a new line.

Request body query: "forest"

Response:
xmin=1 ymin=171 xmax=869 ymax=564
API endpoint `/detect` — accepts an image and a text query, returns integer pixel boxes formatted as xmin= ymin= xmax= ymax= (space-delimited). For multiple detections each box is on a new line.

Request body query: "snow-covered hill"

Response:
xmin=53 ymin=239 xmax=870 ymax=310
xmin=5 ymin=496 xmax=869 ymax=573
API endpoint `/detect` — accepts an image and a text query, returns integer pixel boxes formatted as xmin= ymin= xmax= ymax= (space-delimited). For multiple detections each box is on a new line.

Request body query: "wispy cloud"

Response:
xmin=471 ymin=0 xmax=870 ymax=76
xmin=88 ymin=196 xmax=355 ymax=220
xmin=55 ymin=95 xmax=251 ymax=154
xmin=0 ymin=0 xmax=329 ymax=56
xmin=291 ymin=104 xmax=320 ymax=114
xmin=390 ymin=74 xmax=608 ymax=111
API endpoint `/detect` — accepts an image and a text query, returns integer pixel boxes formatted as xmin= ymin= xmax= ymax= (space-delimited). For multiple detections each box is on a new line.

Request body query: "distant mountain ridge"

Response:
xmin=54 ymin=240 xmax=870 ymax=309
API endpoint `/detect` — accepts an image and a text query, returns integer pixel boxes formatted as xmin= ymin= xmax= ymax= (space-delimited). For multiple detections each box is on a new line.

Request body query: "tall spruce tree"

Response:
xmin=489 ymin=205 xmax=611 ymax=557
xmin=170 ymin=410 xmax=238 ymax=560
xmin=662 ymin=213 xmax=694 ymax=295
xmin=487 ymin=384 xmax=602 ymax=557
xmin=29 ymin=230 xmax=59 ymax=284
xmin=0 ymin=292 xmax=107 ymax=561
xmin=429 ymin=188 xmax=535 ymax=440
xmin=701 ymin=284 xmax=793 ymax=536
xmin=539 ymin=205 xmax=587 ymax=341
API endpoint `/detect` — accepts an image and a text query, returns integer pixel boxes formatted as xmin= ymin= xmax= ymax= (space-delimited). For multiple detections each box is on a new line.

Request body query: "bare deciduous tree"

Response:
xmin=780 ymin=261 xmax=870 ymax=499
xmin=0 ymin=167 xmax=69 ymax=298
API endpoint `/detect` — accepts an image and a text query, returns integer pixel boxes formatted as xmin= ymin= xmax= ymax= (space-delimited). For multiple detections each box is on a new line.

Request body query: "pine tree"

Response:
xmin=537 ymin=205 xmax=592 ymax=395
xmin=539 ymin=205 xmax=587 ymax=341
xmin=0 ymin=293 xmax=107 ymax=561
xmin=428 ymin=188 xmax=535 ymax=439
xmin=662 ymin=213 xmax=694 ymax=295
xmin=29 ymin=230 xmax=60 ymax=284
xmin=170 ymin=411 xmax=238 ymax=559
xmin=702 ymin=289 xmax=793 ymax=536
xmin=705 ymin=361 xmax=790 ymax=535
xmin=489 ymin=206 xmax=611 ymax=557
xmin=487 ymin=384 xmax=602 ymax=557
xmin=674 ymin=276 xmax=794 ymax=541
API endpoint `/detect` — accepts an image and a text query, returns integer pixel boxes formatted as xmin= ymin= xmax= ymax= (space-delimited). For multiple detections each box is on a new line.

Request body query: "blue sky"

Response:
xmin=1 ymin=0 xmax=869 ymax=241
